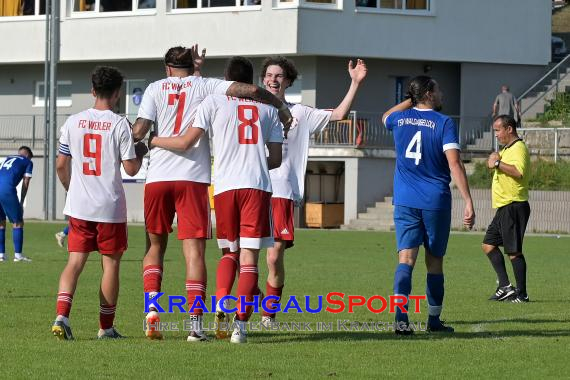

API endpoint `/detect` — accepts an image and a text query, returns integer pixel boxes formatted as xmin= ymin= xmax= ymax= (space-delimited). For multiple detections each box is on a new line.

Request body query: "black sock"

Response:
xmin=487 ymin=249 xmax=510 ymax=287
xmin=510 ymin=254 xmax=527 ymax=295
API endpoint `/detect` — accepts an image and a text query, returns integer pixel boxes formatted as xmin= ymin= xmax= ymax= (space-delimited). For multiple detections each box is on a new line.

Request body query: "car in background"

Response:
xmin=552 ymin=36 xmax=568 ymax=61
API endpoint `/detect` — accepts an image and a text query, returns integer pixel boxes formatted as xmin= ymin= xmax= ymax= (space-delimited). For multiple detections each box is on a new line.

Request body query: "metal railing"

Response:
xmin=311 ymin=111 xmax=395 ymax=148
xmin=1 ymin=113 xmax=567 ymax=161
xmin=0 ymin=114 xmax=140 ymax=154
xmin=517 ymin=54 xmax=570 ymax=117
xmin=311 ymin=111 xmax=492 ymax=151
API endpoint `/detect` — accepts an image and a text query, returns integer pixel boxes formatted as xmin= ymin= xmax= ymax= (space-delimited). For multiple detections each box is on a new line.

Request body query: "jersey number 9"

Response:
xmin=83 ymin=133 xmax=102 ymax=176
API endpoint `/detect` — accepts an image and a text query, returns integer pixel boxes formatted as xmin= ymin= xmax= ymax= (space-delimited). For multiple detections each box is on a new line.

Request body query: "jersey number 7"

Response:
xmin=237 ymin=105 xmax=259 ymax=145
xmin=83 ymin=133 xmax=102 ymax=176
xmin=168 ymin=92 xmax=187 ymax=135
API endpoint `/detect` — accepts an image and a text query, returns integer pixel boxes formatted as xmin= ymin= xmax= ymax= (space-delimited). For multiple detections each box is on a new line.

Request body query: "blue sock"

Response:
xmin=0 ymin=228 xmax=5 ymax=254
xmin=63 ymin=225 xmax=69 ymax=235
xmin=13 ymin=227 xmax=23 ymax=254
xmin=426 ymin=273 xmax=444 ymax=324
xmin=393 ymin=263 xmax=413 ymax=323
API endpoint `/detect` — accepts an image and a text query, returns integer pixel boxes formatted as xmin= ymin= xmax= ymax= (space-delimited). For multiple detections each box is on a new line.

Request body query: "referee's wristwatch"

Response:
xmin=494 ymin=159 xmax=501 ymax=168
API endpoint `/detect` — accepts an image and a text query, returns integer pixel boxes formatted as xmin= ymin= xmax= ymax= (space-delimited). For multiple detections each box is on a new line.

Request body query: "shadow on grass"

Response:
xmin=254 ymin=329 xmax=570 ymax=342
xmin=452 ymin=318 xmax=570 ymax=325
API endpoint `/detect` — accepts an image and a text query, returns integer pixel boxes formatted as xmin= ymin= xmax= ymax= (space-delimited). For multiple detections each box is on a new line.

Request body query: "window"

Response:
xmin=356 ymin=0 xmax=429 ymax=10
xmin=72 ymin=0 xmax=155 ymax=13
xmin=34 ymin=81 xmax=72 ymax=107
xmin=0 ymin=0 xmax=46 ymax=16
xmin=172 ymin=0 xmax=260 ymax=9
xmin=276 ymin=0 xmax=339 ymax=7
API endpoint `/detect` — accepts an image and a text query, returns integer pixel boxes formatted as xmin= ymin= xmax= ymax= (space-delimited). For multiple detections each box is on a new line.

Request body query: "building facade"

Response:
xmin=0 ymin=0 xmax=552 ymax=225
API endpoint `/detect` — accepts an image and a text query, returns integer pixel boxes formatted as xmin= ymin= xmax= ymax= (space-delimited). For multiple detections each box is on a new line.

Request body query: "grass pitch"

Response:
xmin=1 ymin=223 xmax=568 ymax=378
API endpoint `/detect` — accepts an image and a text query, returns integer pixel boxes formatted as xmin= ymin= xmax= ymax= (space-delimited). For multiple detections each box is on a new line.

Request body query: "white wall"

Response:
xmin=0 ymin=1 xmax=298 ymax=64
xmin=0 ymin=0 xmax=550 ymax=65
xmin=299 ymin=0 xmax=550 ymax=65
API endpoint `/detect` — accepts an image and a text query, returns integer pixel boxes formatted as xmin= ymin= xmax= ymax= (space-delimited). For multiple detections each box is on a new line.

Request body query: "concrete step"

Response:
xmin=357 ymin=212 xmax=394 ymax=221
xmin=342 ymin=219 xmax=395 ymax=231
xmin=374 ymin=201 xmax=394 ymax=208
xmin=367 ymin=205 xmax=394 ymax=214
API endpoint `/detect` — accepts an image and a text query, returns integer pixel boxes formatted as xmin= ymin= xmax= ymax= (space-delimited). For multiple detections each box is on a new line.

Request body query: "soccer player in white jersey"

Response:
xmin=52 ymin=66 xmax=146 ymax=340
xmin=251 ymin=56 xmax=367 ymax=326
xmin=132 ymin=46 xmax=292 ymax=341
xmin=150 ymin=56 xmax=283 ymax=343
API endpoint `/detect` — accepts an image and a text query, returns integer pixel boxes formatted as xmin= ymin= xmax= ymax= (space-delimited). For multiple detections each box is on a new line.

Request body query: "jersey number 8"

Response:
xmin=237 ymin=105 xmax=259 ymax=145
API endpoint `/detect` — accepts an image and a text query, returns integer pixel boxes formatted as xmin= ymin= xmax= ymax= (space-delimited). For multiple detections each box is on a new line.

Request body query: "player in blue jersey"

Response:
xmin=0 ymin=146 xmax=34 ymax=262
xmin=382 ymin=76 xmax=475 ymax=334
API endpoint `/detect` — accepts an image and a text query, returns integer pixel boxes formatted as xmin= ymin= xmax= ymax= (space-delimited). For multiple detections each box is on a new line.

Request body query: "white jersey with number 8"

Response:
xmin=137 ymin=76 xmax=233 ymax=184
xmin=193 ymin=95 xmax=283 ymax=195
xmin=59 ymin=109 xmax=136 ymax=223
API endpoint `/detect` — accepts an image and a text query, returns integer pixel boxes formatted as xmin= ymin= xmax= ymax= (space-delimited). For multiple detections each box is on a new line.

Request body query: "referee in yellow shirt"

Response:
xmin=482 ymin=115 xmax=530 ymax=303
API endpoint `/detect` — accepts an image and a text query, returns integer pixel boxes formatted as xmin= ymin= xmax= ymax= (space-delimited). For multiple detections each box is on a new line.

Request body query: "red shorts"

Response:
xmin=144 ymin=181 xmax=211 ymax=240
xmin=271 ymin=197 xmax=294 ymax=248
xmin=67 ymin=217 xmax=127 ymax=254
xmin=214 ymin=189 xmax=273 ymax=252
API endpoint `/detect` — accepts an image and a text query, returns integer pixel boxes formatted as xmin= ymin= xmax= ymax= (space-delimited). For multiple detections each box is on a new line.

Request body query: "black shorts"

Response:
xmin=483 ymin=201 xmax=530 ymax=254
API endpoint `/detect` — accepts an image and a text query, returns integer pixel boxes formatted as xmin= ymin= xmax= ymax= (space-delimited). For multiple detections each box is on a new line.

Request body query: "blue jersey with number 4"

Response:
xmin=385 ymin=108 xmax=459 ymax=210
xmin=0 ymin=155 xmax=33 ymax=190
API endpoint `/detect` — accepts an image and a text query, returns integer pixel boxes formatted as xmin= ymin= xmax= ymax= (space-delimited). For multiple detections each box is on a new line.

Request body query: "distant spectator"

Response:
xmin=492 ymin=85 xmax=520 ymax=123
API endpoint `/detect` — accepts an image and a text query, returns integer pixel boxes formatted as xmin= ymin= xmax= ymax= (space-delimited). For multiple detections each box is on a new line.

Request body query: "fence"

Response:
xmin=1 ymin=113 xmax=568 ymax=160
xmin=310 ymin=111 xmax=492 ymax=150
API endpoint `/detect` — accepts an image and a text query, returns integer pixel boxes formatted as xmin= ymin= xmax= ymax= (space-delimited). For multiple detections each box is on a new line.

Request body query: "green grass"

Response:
xmin=1 ymin=223 xmax=569 ymax=378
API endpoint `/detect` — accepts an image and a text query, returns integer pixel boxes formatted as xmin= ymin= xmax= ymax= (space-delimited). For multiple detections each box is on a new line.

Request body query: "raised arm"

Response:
xmin=191 ymin=44 xmax=206 ymax=77
xmin=445 ymin=149 xmax=475 ymax=229
xmin=330 ymin=59 xmax=367 ymax=121
xmin=149 ymin=127 xmax=205 ymax=152
xmin=132 ymin=118 xmax=153 ymax=142
xmin=382 ymin=98 xmax=413 ymax=125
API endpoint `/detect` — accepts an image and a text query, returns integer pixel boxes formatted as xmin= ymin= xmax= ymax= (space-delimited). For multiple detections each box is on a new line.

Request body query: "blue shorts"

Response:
xmin=393 ymin=205 xmax=451 ymax=257
xmin=0 ymin=189 xmax=23 ymax=224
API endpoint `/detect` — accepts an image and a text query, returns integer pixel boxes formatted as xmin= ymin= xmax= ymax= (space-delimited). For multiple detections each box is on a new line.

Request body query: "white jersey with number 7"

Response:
xmin=137 ymin=76 xmax=233 ymax=184
xmin=59 ymin=109 xmax=136 ymax=223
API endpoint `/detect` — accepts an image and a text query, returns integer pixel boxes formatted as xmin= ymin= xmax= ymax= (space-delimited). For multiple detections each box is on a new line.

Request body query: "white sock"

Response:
xmin=15 ymin=253 xmax=22 ymax=259
xmin=56 ymin=315 xmax=70 ymax=326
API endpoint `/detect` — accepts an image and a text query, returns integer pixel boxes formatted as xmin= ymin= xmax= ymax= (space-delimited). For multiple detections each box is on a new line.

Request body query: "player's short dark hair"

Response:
xmin=18 ymin=146 xmax=33 ymax=158
xmin=494 ymin=114 xmax=517 ymax=132
xmin=406 ymin=75 xmax=438 ymax=106
xmin=260 ymin=56 xmax=298 ymax=86
xmin=224 ymin=56 xmax=254 ymax=84
xmin=164 ymin=46 xmax=194 ymax=71
xmin=91 ymin=66 xmax=124 ymax=99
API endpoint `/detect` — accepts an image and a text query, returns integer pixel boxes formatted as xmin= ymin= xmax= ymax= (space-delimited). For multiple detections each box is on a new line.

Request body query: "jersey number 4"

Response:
xmin=168 ymin=92 xmax=187 ymax=135
xmin=238 ymin=105 xmax=259 ymax=145
xmin=83 ymin=133 xmax=102 ymax=176
xmin=0 ymin=157 xmax=17 ymax=171
xmin=405 ymin=131 xmax=422 ymax=165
